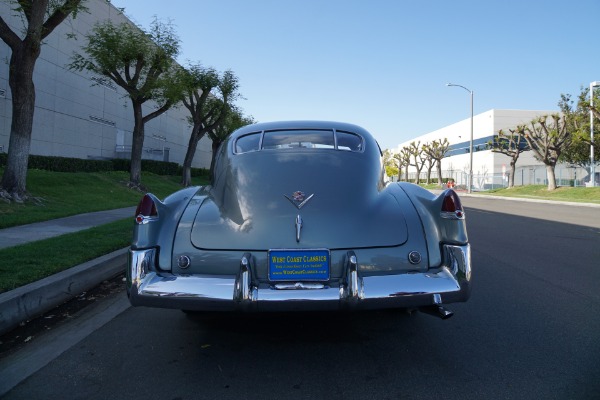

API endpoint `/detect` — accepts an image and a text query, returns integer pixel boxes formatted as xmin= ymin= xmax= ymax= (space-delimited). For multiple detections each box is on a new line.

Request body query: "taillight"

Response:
xmin=135 ymin=194 xmax=158 ymax=224
xmin=440 ymin=189 xmax=465 ymax=220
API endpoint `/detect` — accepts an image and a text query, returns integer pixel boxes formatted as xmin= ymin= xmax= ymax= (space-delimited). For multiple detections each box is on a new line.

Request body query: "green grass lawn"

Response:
xmin=481 ymin=185 xmax=600 ymax=204
xmin=0 ymin=169 xmax=208 ymax=229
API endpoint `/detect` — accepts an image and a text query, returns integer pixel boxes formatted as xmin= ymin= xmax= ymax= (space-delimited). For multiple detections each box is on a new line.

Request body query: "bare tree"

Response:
xmin=421 ymin=142 xmax=436 ymax=185
xmin=70 ymin=18 xmax=181 ymax=188
xmin=394 ymin=147 xmax=411 ymax=182
xmin=0 ymin=0 xmax=87 ymax=201
xmin=488 ymin=127 xmax=529 ymax=188
xmin=523 ymin=114 xmax=571 ymax=190
xmin=407 ymin=141 xmax=426 ymax=184
xmin=476 ymin=165 xmax=489 ymax=189
xmin=423 ymin=138 xmax=450 ymax=185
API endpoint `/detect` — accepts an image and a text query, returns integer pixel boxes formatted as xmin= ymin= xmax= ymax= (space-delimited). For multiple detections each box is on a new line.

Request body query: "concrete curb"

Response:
xmin=0 ymin=247 xmax=128 ymax=336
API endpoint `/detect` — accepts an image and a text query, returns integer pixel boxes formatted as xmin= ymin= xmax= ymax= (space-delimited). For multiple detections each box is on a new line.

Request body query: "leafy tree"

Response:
xmin=179 ymin=65 xmax=241 ymax=186
xmin=382 ymin=149 xmax=399 ymax=179
xmin=558 ymin=89 xmax=599 ymax=169
xmin=422 ymin=138 xmax=450 ymax=185
xmin=523 ymin=114 xmax=571 ymax=190
xmin=207 ymin=107 xmax=255 ymax=182
xmin=0 ymin=0 xmax=87 ymax=202
xmin=70 ymin=18 xmax=181 ymax=188
xmin=488 ymin=127 xmax=529 ymax=188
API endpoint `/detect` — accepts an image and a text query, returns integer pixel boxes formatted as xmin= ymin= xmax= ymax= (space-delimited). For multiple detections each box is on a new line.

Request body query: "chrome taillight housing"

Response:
xmin=440 ymin=189 xmax=465 ymax=220
xmin=135 ymin=194 xmax=158 ymax=224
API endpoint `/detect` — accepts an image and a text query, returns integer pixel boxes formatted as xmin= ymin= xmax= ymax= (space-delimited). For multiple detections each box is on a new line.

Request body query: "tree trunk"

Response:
xmin=508 ymin=160 xmax=516 ymax=188
xmin=0 ymin=44 xmax=39 ymax=200
xmin=508 ymin=168 xmax=515 ymax=188
xmin=129 ymin=102 xmax=145 ymax=187
xmin=546 ymin=164 xmax=557 ymax=190
xmin=209 ymin=139 xmax=222 ymax=183
xmin=414 ymin=167 xmax=421 ymax=184
xmin=181 ymin=125 xmax=203 ymax=187
xmin=436 ymin=162 xmax=443 ymax=185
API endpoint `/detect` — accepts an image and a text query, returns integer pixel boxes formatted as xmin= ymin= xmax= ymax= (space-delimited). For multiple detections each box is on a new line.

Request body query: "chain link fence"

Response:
xmin=400 ymin=164 xmax=595 ymax=190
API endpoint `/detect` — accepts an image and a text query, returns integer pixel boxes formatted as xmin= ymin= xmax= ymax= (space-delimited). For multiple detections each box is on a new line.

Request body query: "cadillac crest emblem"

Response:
xmin=285 ymin=190 xmax=314 ymax=209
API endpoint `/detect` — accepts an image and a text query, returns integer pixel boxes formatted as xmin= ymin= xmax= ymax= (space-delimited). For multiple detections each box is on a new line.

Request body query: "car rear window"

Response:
xmin=263 ymin=130 xmax=335 ymax=150
xmin=234 ymin=129 xmax=364 ymax=154
xmin=235 ymin=132 xmax=261 ymax=153
xmin=336 ymin=131 xmax=363 ymax=151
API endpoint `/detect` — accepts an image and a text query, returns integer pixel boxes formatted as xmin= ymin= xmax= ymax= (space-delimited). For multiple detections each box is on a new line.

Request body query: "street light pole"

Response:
xmin=590 ymin=81 xmax=599 ymax=187
xmin=447 ymin=83 xmax=474 ymax=193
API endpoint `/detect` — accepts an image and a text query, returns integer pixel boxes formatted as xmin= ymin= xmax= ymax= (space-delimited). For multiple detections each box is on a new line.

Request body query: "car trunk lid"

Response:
xmin=190 ymin=151 xmax=409 ymax=250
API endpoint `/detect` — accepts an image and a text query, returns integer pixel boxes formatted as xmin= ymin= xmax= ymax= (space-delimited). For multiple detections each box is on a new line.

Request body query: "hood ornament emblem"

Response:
xmin=284 ymin=191 xmax=314 ymax=210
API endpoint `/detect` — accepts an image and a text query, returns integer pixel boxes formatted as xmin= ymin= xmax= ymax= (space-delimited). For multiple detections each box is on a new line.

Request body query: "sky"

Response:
xmin=110 ymin=0 xmax=600 ymax=150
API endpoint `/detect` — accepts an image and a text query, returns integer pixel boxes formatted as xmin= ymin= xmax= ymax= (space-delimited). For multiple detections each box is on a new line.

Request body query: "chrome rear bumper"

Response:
xmin=126 ymin=244 xmax=471 ymax=312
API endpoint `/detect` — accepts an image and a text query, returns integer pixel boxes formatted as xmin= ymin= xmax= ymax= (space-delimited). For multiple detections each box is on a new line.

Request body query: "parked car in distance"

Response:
xmin=127 ymin=121 xmax=471 ymax=319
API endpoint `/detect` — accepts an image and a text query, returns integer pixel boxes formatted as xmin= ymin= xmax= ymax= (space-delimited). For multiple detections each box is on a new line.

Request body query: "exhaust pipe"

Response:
xmin=420 ymin=305 xmax=454 ymax=320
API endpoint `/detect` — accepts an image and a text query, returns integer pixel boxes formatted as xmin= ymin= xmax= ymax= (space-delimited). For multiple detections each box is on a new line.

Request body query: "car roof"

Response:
xmin=231 ymin=120 xmax=375 ymax=141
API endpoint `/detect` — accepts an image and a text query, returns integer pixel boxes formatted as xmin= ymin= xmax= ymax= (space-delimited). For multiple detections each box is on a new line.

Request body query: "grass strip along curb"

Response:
xmin=0 ymin=219 xmax=132 ymax=293
xmin=482 ymin=185 xmax=600 ymax=204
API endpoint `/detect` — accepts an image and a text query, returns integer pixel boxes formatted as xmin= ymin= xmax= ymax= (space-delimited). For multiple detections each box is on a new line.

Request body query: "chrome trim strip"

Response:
xmin=139 ymin=272 xmax=235 ymax=300
xmin=274 ymin=282 xmax=326 ymax=290
xmin=258 ymin=287 xmax=340 ymax=302
xmin=135 ymin=215 xmax=159 ymax=225
xmin=295 ymin=215 xmax=302 ymax=243
xmin=440 ymin=210 xmax=465 ymax=220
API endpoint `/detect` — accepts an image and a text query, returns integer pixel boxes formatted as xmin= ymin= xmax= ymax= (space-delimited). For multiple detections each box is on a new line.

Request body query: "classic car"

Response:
xmin=127 ymin=121 xmax=471 ymax=319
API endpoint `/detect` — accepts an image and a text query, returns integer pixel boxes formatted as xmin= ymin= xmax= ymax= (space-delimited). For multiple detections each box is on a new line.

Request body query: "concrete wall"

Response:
xmin=0 ymin=0 xmax=212 ymax=168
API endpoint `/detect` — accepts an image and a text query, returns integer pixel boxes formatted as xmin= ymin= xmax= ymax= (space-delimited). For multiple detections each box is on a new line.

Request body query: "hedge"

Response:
xmin=0 ymin=153 xmax=209 ymax=177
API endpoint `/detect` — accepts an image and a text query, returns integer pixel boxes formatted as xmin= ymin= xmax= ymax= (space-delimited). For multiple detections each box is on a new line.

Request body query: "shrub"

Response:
xmin=0 ymin=153 xmax=210 ymax=177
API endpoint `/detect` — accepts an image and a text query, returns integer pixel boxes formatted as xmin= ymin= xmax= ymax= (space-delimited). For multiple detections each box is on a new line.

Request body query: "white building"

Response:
xmin=396 ymin=109 xmax=591 ymax=189
xmin=0 ymin=0 xmax=212 ymax=168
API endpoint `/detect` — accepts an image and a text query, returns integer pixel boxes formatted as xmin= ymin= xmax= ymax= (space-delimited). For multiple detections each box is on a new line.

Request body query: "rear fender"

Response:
xmin=132 ymin=186 xmax=202 ymax=271
xmin=396 ymin=183 xmax=468 ymax=267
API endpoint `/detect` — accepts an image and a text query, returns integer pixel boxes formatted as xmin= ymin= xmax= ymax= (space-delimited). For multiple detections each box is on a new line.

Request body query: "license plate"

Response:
xmin=268 ymin=249 xmax=330 ymax=281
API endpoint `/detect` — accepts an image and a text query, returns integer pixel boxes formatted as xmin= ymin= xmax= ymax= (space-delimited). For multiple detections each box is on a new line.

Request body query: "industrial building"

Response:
xmin=395 ymin=109 xmax=592 ymax=189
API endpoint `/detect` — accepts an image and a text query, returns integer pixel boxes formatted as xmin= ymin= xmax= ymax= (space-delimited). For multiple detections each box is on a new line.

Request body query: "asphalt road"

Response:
xmin=2 ymin=198 xmax=600 ymax=399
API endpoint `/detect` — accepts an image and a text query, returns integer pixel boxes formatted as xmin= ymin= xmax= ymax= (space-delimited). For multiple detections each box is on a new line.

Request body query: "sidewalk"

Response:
xmin=0 ymin=207 xmax=136 ymax=336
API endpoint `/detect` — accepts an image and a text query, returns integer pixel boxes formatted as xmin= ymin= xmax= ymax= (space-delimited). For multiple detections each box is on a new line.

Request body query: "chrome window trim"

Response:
xmin=234 ymin=129 xmax=365 ymax=154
